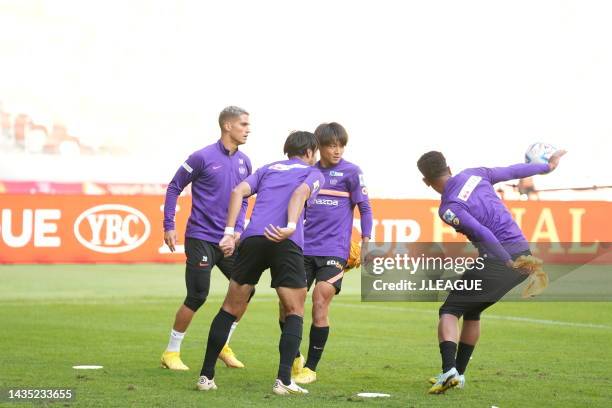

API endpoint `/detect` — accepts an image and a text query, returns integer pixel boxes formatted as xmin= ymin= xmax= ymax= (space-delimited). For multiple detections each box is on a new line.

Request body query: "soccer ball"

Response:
xmin=524 ymin=142 xmax=557 ymax=164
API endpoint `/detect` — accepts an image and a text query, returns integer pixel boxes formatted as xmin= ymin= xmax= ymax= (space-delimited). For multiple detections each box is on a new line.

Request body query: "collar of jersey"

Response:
xmin=216 ymin=139 xmax=239 ymax=156
xmin=316 ymin=158 xmax=344 ymax=170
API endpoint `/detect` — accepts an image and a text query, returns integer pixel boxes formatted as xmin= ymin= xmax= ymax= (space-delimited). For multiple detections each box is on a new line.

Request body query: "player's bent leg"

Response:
xmin=453 ymin=309 xmax=482 ymax=387
xmin=295 ymin=282 xmax=334 ymax=385
xmin=429 ymin=309 xmax=462 ymax=394
xmin=221 ymin=279 xmax=253 ymax=319
xmin=275 ymin=287 xmax=307 ymax=392
xmin=197 ymin=280 xmax=253 ymax=389
xmin=278 ymin=301 xmax=305 ymax=377
xmin=216 ymin=280 xmax=253 ymax=369
xmin=161 ymin=305 xmax=195 ymax=371
xmin=162 ymin=260 xmax=211 ymax=371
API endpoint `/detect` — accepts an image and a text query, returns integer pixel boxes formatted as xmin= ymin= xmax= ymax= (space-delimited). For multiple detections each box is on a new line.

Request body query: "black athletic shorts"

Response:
xmin=183 ymin=238 xmax=236 ymax=310
xmin=304 ymin=255 xmax=347 ymax=294
xmin=232 ymin=236 xmax=307 ymax=289
xmin=439 ymin=250 xmax=530 ymax=321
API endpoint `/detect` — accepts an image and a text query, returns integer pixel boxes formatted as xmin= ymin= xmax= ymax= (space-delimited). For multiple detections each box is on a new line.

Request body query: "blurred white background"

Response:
xmin=0 ymin=0 xmax=610 ymax=198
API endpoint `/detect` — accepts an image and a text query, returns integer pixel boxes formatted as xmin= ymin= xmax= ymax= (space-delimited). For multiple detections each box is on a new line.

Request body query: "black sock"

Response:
xmin=305 ymin=325 xmax=329 ymax=371
xmin=439 ymin=341 xmax=457 ymax=373
xmin=200 ymin=309 xmax=236 ymax=378
xmin=279 ymin=319 xmax=301 ymax=359
xmin=455 ymin=342 xmax=475 ymax=375
xmin=277 ymin=314 xmax=303 ymax=385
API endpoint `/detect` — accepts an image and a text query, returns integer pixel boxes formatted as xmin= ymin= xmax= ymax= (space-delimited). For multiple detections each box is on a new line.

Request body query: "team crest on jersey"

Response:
xmin=313 ymin=180 xmax=320 ymax=192
xmin=329 ymin=178 xmax=338 ymax=185
xmin=239 ymin=166 xmax=246 ymax=175
xmin=330 ymin=171 xmax=344 ymax=177
xmin=239 ymin=158 xmax=244 ymax=164
xmin=442 ymin=209 xmax=459 ymax=225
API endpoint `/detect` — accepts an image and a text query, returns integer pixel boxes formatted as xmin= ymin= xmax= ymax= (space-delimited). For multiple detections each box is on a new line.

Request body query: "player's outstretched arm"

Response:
xmin=220 ymin=181 xmax=252 ymax=256
xmin=485 ymin=150 xmax=567 ymax=184
xmin=263 ymin=183 xmax=311 ymax=242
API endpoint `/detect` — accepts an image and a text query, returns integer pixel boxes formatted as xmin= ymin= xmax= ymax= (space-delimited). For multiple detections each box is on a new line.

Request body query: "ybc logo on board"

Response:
xmin=73 ymin=204 xmax=151 ymax=254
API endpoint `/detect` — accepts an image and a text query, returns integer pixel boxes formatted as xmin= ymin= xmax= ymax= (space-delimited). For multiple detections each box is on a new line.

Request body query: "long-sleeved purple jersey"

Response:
xmin=241 ymin=158 xmax=325 ymax=250
xmin=303 ymin=159 xmax=373 ymax=260
xmin=163 ymin=140 xmax=251 ymax=243
xmin=439 ymin=163 xmax=549 ymax=262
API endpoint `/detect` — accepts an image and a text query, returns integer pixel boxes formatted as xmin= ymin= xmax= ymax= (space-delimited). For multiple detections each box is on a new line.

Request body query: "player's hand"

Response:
xmin=234 ymin=232 xmax=242 ymax=247
xmin=507 ymin=259 xmax=530 ymax=275
xmin=264 ymin=224 xmax=296 ymax=242
xmin=219 ymin=234 xmax=236 ymax=257
xmin=164 ymin=230 xmax=177 ymax=252
xmin=547 ymin=149 xmax=567 ymax=173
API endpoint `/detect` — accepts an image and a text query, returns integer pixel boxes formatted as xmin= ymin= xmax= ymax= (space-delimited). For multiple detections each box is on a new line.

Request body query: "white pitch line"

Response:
xmin=332 ymin=302 xmax=612 ymax=330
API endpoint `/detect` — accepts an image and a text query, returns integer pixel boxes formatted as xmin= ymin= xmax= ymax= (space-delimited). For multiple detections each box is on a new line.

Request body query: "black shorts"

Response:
xmin=232 ymin=236 xmax=307 ymax=289
xmin=304 ymin=255 xmax=346 ymax=294
xmin=183 ymin=238 xmax=236 ymax=310
xmin=439 ymin=250 xmax=530 ymax=321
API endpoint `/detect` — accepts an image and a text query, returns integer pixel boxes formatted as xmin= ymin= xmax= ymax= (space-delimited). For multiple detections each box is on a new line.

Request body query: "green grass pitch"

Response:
xmin=1 ymin=264 xmax=611 ymax=407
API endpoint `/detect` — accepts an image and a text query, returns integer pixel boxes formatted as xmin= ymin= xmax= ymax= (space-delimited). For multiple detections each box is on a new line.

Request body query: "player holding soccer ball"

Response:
xmin=416 ymin=147 xmax=565 ymax=394
xmin=282 ymin=122 xmax=374 ymax=384
xmin=197 ymin=131 xmax=325 ymax=395
xmin=160 ymin=106 xmax=253 ymax=371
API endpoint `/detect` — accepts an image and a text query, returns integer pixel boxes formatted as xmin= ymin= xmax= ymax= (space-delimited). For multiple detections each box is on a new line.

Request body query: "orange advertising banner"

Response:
xmin=0 ymin=194 xmax=611 ymax=264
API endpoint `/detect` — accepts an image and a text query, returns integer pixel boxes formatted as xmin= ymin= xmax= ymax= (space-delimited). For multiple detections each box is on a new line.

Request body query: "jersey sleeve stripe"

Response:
xmin=319 ymin=188 xmax=350 ymax=197
xmin=182 ymin=162 xmax=194 ymax=173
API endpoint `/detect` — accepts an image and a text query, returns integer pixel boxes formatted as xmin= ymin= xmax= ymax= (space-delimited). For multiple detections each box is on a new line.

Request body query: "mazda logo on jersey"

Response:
xmin=315 ymin=198 xmax=339 ymax=206
xmin=73 ymin=204 xmax=151 ymax=254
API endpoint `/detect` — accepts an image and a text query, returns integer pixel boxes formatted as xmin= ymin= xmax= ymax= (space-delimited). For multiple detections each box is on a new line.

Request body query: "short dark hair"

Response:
xmin=314 ymin=122 xmax=348 ymax=147
xmin=218 ymin=106 xmax=248 ymax=129
xmin=283 ymin=131 xmax=318 ymax=157
xmin=417 ymin=151 xmax=449 ymax=180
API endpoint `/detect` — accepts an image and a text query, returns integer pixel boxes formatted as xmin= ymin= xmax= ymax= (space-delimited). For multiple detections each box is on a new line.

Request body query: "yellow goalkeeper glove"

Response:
xmin=344 ymin=241 xmax=361 ymax=271
xmin=512 ymin=255 xmax=549 ymax=298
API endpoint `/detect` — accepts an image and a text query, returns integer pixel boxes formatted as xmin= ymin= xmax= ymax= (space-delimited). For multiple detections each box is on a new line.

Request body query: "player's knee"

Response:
xmin=282 ymin=303 xmax=304 ymax=317
xmin=184 ymin=291 xmax=208 ymax=312
xmin=312 ymin=295 xmax=331 ymax=316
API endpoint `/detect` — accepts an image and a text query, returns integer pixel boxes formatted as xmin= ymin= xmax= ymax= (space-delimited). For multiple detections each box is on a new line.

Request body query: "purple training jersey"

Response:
xmin=304 ymin=159 xmax=371 ymax=259
xmin=164 ymin=139 xmax=251 ymax=243
xmin=439 ymin=163 xmax=549 ymax=262
xmin=241 ymin=158 xmax=325 ymax=250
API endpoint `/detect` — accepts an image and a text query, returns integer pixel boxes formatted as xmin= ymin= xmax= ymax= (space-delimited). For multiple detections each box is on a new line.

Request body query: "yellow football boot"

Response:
xmin=160 ymin=351 xmax=189 ymax=370
xmin=428 ymin=368 xmax=459 ymax=394
xmin=294 ymin=367 xmax=317 ymax=384
xmin=291 ymin=355 xmax=305 ymax=378
xmin=218 ymin=344 xmax=245 ymax=368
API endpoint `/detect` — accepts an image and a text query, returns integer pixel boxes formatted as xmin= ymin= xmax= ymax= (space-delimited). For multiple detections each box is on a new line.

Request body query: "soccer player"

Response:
xmin=285 ymin=122 xmax=373 ymax=384
xmin=196 ymin=131 xmax=325 ymax=396
xmin=160 ymin=106 xmax=252 ymax=371
xmin=416 ymin=149 xmax=565 ymax=394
